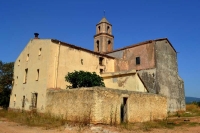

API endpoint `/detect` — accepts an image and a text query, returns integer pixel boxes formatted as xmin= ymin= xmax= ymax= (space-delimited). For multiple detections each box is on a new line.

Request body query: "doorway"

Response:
xmin=121 ymin=97 xmax=128 ymax=122
xmin=22 ymin=96 xmax=25 ymax=108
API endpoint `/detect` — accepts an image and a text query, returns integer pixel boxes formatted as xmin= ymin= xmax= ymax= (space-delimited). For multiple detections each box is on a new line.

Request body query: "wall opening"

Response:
xmin=31 ymin=93 xmax=38 ymax=108
xmin=14 ymin=94 xmax=16 ymax=107
xmin=81 ymin=59 xmax=83 ymax=65
xmin=36 ymin=69 xmax=39 ymax=81
xmin=38 ymin=48 xmax=42 ymax=56
xmin=99 ymin=57 xmax=104 ymax=65
xmin=136 ymin=57 xmax=140 ymax=65
xmin=18 ymin=60 xmax=20 ymax=66
xmin=100 ymin=69 xmax=104 ymax=74
xmin=22 ymin=96 xmax=25 ymax=108
xmin=24 ymin=68 xmax=28 ymax=84
xmin=16 ymin=76 xmax=18 ymax=85
xmin=107 ymin=26 xmax=110 ymax=33
xmin=121 ymin=97 xmax=128 ymax=122
xmin=26 ymin=54 xmax=29 ymax=61
xmin=96 ymin=40 xmax=100 ymax=51
xmin=98 ymin=26 xmax=101 ymax=33
xmin=108 ymin=40 xmax=111 ymax=45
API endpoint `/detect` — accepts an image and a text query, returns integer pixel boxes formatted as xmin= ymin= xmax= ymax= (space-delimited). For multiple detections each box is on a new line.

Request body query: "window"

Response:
xmin=96 ymin=40 xmax=100 ymax=51
xmin=107 ymin=26 xmax=110 ymax=33
xmin=81 ymin=59 xmax=83 ymax=65
xmin=31 ymin=93 xmax=38 ymax=108
xmin=136 ymin=57 xmax=140 ymax=65
xmin=100 ymin=69 xmax=103 ymax=74
xmin=36 ymin=69 xmax=39 ymax=81
xmin=108 ymin=40 xmax=111 ymax=45
xmin=98 ymin=26 xmax=101 ymax=33
xmin=16 ymin=76 xmax=18 ymax=85
xmin=38 ymin=48 xmax=42 ymax=56
xmin=99 ymin=57 xmax=104 ymax=65
xmin=14 ymin=94 xmax=16 ymax=107
xmin=23 ymin=68 xmax=28 ymax=83
xmin=18 ymin=60 xmax=20 ymax=66
xmin=26 ymin=54 xmax=29 ymax=61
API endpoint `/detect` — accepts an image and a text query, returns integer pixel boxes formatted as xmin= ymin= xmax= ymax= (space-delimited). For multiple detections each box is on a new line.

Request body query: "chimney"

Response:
xmin=34 ymin=33 xmax=39 ymax=39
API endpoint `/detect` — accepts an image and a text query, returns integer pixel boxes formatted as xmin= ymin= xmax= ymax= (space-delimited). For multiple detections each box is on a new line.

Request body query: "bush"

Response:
xmin=65 ymin=70 xmax=105 ymax=88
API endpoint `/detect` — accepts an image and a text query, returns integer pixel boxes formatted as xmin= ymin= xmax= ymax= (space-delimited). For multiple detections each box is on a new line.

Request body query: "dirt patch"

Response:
xmin=0 ymin=117 xmax=200 ymax=133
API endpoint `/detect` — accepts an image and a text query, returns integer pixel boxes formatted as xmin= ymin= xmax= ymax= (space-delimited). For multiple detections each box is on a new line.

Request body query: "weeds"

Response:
xmin=0 ymin=109 xmax=66 ymax=129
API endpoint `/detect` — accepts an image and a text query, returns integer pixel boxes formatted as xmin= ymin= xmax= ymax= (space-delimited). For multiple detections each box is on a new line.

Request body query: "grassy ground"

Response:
xmin=0 ymin=103 xmax=200 ymax=131
xmin=0 ymin=109 xmax=66 ymax=129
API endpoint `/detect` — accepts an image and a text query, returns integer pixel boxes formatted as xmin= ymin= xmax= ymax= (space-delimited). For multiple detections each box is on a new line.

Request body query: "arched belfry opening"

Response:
xmin=107 ymin=26 xmax=110 ymax=33
xmin=98 ymin=26 xmax=101 ymax=33
xmin=94 ymin=17 xmax=114 ymax=53
xmin=96 ymin=40 xmax=100 ymax=52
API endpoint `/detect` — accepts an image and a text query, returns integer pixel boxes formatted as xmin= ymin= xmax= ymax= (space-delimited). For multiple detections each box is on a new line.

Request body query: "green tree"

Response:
xmin=0 ymin=61 xmax=14 ymax=109
xmin=65 ymin=70 xmax=105 ymax=88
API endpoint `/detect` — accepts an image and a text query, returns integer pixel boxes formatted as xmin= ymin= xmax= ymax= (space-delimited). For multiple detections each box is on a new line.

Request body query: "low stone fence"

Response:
xmin=45 ymin=87 xmax=167 ymax=124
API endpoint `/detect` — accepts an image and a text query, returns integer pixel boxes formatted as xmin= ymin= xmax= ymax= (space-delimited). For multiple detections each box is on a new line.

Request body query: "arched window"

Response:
xmin=107 ymin=26 xmax=110 ymax=33
xmin=108 ymin=40 xmax=111 ymax=45
xmin=98 ymin=26 xmax=101 ymax=33
xmin=96 ymin=40 xmax=100 ymax=51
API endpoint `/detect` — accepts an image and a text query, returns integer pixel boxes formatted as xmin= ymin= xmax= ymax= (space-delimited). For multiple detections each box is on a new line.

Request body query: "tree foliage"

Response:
xmin=65 ymin=70 xmax=105 ymax=88
xmin=0 ymin=61 xmax=14 ymax=108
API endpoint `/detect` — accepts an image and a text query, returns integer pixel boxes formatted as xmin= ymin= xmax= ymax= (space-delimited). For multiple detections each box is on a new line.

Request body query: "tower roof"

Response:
xmin=98 ymin=17 xmax=110 ymax=24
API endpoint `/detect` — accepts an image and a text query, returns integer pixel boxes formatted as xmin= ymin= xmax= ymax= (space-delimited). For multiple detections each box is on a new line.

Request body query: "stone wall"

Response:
xmin=155 ymin=40 xmax=185 ymax=112
xmin=46 ymin=87 xmax=167 ymax=124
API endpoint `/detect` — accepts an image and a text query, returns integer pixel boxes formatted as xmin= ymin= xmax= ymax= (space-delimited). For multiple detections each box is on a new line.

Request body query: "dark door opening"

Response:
xmin=31 ymin=93 xmax=38 ymax=108
xmin=121 ymin=97 xmax=128 ymax=122
xmin=22 ymin=96 xmax=25 ymax=108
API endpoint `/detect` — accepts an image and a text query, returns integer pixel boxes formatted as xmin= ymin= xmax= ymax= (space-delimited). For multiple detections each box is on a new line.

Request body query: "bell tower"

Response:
xmin=94 ymin=17 xmax=114 ymax=53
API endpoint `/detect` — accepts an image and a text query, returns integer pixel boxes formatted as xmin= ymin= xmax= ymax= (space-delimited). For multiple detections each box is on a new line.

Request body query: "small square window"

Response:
xmin=136 ymin=57 xmax=140 ymax=65
xmin=100 ymin=69 xmax=104 ymax=74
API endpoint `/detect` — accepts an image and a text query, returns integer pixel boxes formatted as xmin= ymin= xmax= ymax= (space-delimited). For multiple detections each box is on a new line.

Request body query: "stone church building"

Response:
xmin=9 ymin=17 xmax=185 ymax=123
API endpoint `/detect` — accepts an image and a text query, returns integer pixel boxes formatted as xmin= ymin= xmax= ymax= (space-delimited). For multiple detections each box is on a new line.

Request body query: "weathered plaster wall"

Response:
xmin=102 ymin=70 xmax=147 ymax=92
xmin=137 ymin=69 xmax=156 ymax=93
xmin=155 ymin=40 xmax=185 ymax=112
xmin=9 ymin=39 xmax=54 ymax=112
xmin=107 ymin=41 xmax=155 ymax=71
xmin=46 ymin=87 xmax=167 ymax=124
xmin=55 ymin=42 xmax=115 ymax=89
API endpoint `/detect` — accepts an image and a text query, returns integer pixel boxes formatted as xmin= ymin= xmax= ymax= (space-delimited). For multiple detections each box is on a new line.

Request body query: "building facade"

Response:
xmin=9 ymin=17 xmax=185 ymax=119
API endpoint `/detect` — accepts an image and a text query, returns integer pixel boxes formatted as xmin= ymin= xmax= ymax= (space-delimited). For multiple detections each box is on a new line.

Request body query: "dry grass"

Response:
xmin=176 ymin=104 xmax=200 ymax=117
xmin=0 ymin=103 xmax=200 ymax=131
xmin=0 ymin=109 xmax=66 ymax=129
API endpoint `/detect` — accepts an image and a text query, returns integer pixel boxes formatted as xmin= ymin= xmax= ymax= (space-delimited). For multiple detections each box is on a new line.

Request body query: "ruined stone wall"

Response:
xmin=155 ymin=40 xmax=185 ymax=112
xmin=46 ymin=87 xmax=167 ymax=124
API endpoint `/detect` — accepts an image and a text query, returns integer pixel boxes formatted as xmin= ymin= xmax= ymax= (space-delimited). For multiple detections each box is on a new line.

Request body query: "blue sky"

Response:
xmin=0 ymin=0 xmax=200 ymax=98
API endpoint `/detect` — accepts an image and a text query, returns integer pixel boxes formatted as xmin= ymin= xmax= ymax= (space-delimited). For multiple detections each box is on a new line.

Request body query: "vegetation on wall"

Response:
xmin=0 ymin=60 xmax=14 ymax=109
xmin=65 ymin=70 xmax=105 ymax=88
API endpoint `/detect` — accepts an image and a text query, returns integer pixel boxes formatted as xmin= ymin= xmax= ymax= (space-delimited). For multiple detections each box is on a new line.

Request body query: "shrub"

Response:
xmin=65 ymin=70 xmax=105 ymax=88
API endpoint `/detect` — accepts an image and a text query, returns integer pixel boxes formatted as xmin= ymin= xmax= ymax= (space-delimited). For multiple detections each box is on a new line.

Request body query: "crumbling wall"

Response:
xmin=46 ymin=87 xmax=167 ymax=124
